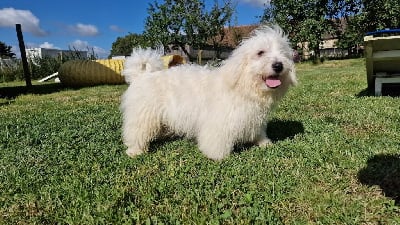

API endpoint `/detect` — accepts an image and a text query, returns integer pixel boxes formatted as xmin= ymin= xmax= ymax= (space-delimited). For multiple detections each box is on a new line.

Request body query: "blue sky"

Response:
xmin=0 ymin=0 xmax=268 ymax=58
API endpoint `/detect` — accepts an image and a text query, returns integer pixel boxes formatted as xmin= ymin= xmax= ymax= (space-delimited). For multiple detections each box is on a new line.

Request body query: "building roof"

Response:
xmin=209 ymin=24 xmax=259 ymax=48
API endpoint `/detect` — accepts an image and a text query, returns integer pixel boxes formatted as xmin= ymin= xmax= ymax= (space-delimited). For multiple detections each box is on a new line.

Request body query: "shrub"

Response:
xmin=0 ymin=48 xmax=97 ymax=83
xmin=29 ymin=56 xmax=62 ymax=79
xmin=0 ymin=59 xmax=24 ymax=82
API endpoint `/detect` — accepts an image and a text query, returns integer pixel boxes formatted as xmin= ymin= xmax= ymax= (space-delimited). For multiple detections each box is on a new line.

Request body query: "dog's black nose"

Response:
xmin=272 ymin=62 xmax=283 ymax=73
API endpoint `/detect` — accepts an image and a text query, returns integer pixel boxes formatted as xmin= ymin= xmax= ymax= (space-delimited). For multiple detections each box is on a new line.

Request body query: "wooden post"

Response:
xmin=197 ymin=49 xmax=203 ymax=65
xmin=16 ymin=24 xmax=32 ymax=88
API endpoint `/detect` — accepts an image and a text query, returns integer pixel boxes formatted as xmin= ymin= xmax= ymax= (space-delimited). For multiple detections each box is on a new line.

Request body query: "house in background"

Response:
xmin=212 ymin=24 xmax=363 ymax=61
xmin=298 ymin=18 xmax=363 ymax=59
xmin=178 ymin=24 xmax=353 ymax=62
xmin=163 ymin=25 xmax=259 ymax=63
xmin=120 ymin=24 xmax=355 ymax=63
xmin=197 ymin=25 xmax=258 ymax=62
xmin=298 ymin=33 xmax=362 ymax=60
xmin=26 ymin=48 xmax=88 ymax=61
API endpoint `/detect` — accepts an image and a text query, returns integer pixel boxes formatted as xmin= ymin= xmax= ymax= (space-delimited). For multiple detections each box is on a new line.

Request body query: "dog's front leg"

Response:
xmin=197 ymin=129 xmax=234 ymax=161
xmin=122 ymin=110 xmax=161 ymax=157
xmin=255 ymin=126 xmax=272 ymax=147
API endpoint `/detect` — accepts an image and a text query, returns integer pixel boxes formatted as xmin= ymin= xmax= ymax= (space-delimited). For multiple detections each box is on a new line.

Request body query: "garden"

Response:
xmin=0 ymin=59 xmax=399 ymax=224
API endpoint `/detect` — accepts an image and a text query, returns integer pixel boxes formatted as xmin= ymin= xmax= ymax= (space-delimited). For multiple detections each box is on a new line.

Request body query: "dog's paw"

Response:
xmin=256 ymin=138 xmax=273 ymax=147
xmin=205 ymin=153 xmax=228 ymax=161
xmin=126 ymin=148 xmax=144 ymax=158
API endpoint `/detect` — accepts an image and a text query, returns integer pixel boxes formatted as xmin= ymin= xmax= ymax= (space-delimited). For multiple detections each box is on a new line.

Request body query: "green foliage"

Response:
xmin=262 ymin=0 xmax=400 ymax=60
xmin=143 ymin=0 xmax=234 ymax=60
xmin=110 ymin=33 xmax=148 ymax=57
xmin=334 ymin=15 xmax=364 ymax=56
xmin=0 ymin=59 xmax=24 ymax=82
xmin=325 ymin=0 xmax=363 ymax=54
xmin=263 ymin=0 xmax=340 ymax=59
xmin=360 ymin=0 xmax=400 ymax=32
xmin=0 ymin=41 xmax=16 ymax=59
xmin=0 ymin=59 xmax=400 ymax=224
xmin=202 ymin=1 xmax=235 ymax=58
xmin=0 ymin=49 xmax=96 ymax=83
xmin=29 ymin=56 xmax=61 ymax=79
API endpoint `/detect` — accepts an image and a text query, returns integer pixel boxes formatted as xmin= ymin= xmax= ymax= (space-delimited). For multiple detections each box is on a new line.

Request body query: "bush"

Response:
xmin=29 ymin=56 xmax=62 ymax=80
xmin=0 ymin=57 xmax=60 ymax=83
xmin=0 ymin=59 xmax=24 ymax=82
xmin=0 ymin=49 xmax=97 ymax=83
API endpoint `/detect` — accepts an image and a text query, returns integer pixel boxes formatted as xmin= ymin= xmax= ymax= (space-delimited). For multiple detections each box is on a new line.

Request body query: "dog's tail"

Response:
xmin=122 ymin=47 xmax=164 ymax=84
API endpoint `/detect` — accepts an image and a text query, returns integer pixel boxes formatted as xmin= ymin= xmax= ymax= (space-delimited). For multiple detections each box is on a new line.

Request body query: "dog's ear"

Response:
xmin=287 ymin=63 xmax=297 ymax=86
xmin=220 ymin=53 xmax=248 ymax=89
xmin=288 ymin=63 xmax=298 ymax=86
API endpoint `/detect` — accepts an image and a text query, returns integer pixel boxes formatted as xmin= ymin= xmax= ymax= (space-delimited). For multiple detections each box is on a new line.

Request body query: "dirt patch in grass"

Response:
xmin=341 ymin=122 xmax=388 ymax=137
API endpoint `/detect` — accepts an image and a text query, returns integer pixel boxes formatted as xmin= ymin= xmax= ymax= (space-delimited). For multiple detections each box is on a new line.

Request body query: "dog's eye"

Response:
xmin=257 ymin=50 xmax=265 ymax=56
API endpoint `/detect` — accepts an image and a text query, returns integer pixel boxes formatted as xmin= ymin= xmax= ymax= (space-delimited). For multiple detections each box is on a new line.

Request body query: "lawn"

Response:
xmin=1 ymin=59 xmax=399 ymax=224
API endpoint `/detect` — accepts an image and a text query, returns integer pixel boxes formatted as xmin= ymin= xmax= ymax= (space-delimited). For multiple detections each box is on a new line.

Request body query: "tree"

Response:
xmin=262 ymin=0 xmax=365 ymax=60
xmin=360 ymin=0 xmax=400 ymax=32
xmin=0 ymin=41 xmax=16 ymax=59
xmin=262 ymin=0 xmax=331 ymax=60
xmin=334 ymin=0 xmax=400 ymax=57
xmin=143 ymin=0 xmax=234 ymax=61
xmin=333 ymin=15 xmax=364 ymax=57
xmin=204 ymin=1 xmax=234 ymax=59
xmin=325 ymin=0 xmax=363 ymax=56
xmin=109 ymin=33 xmax=148 ymax=58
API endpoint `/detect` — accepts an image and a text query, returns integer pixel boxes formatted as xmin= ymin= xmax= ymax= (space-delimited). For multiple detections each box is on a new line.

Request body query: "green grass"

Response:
xmin=1 ymin=59 xmax=399 ymax=224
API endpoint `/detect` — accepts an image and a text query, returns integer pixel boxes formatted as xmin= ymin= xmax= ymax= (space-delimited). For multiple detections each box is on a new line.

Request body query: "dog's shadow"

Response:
xmin=358 ymin=154 xmax=400 ymax=205
xmin=266 ymin=119 xmax=304 ymax=142
xmin=234 ymin=119 xmax=304 ymax=153
xmin=357 ymin=84 xmax=400 ymax=97
xmin=148 ymin=119 xmax=304 ymax=154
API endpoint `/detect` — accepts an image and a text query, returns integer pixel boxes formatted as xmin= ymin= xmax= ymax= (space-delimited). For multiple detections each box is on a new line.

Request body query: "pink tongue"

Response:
xmin=265 ymin=77 xmax=281 ymax=88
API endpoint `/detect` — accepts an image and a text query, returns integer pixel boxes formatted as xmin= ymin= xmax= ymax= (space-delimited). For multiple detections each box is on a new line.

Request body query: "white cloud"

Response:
xmin=109 ymin=25 xmax=123 ymax=32
xmin=0 ymin=8 xmax=47 ymax=36
xmin=39 ymin=42 xmax=60 ymax=49
xmin=69 ymin=39 xmax=89 ymax=50
xmin=69 ymin=40 xmax=109 ymax=59
xmin=238 ymin=0 xmax=270 ymax=7
xmin=68 ymin=23 xmax=99 ymax=36
xmin=23 ymin=42 xmax=59 ymax=49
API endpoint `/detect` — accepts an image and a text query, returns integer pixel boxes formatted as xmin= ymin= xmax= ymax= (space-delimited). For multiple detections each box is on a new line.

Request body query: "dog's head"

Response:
xmin=222 ymin=25 xmax=297 ymax=99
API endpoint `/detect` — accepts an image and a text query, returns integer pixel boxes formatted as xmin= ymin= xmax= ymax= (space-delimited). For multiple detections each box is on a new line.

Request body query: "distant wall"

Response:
xmin=26 ymin=48 xmax=88 ymax=60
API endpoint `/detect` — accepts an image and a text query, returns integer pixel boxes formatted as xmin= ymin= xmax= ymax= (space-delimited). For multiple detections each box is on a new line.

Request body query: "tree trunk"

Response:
xmin=177 ymin=43 xmax=193 ymax=62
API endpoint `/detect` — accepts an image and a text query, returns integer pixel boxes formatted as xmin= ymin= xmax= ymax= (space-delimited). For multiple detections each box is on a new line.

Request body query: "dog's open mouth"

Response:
xmin=263 ymin=75 xmax=281 ymax=88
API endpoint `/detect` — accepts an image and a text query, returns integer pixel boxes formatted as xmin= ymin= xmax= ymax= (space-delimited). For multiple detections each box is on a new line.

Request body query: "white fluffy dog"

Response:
xmin=120 ymin=25 xmax=297 ymax=161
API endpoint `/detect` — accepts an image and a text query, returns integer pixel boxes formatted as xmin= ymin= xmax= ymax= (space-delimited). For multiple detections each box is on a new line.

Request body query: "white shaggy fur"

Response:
xmin=120 ymin=25 xmax=297 ymax=161
xmin=122 ymin=47 xmax=164 ymax=84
